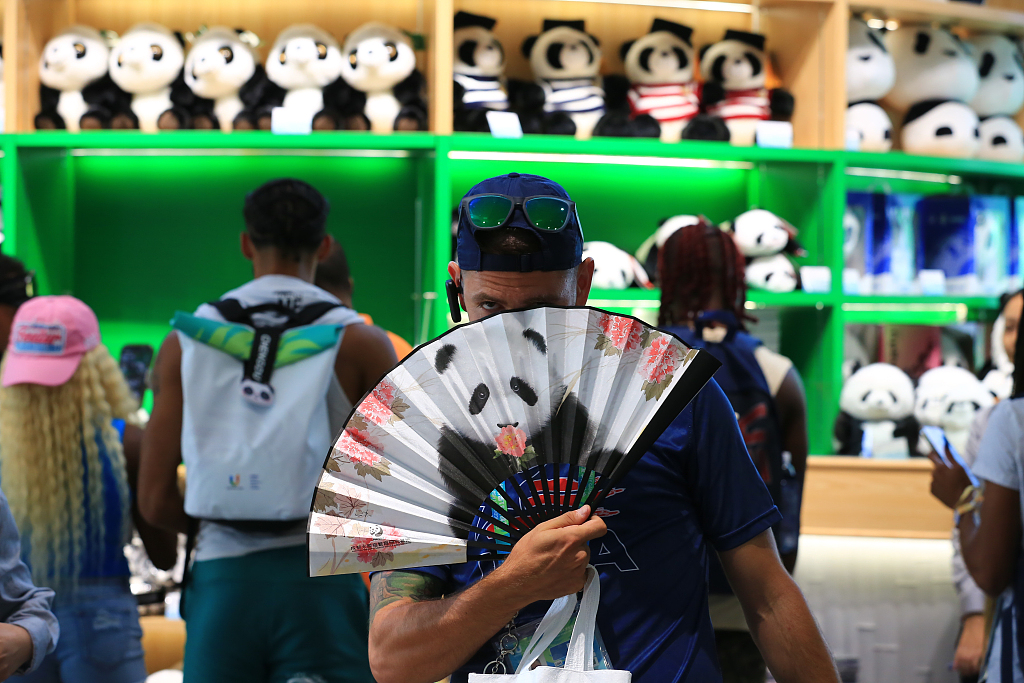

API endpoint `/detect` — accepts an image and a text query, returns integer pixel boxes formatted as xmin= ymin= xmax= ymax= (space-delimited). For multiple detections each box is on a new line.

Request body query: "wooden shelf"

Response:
xmin=850 ymin=0 xmax=1024 ymax=33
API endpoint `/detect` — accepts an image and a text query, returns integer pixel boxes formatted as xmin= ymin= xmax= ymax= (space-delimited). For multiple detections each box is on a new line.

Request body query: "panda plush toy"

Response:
xmin=699 ymin=30 xmax=794 ymax=146
xmin=884 ymin=26 xmax=980 ymax=158
xmin=834 ymin=362 xmax=919 ymax=458
xmin=36 ymin=26 xmax=127 ymax=132
xmin=635 ymin=214 xmax=701 ymax=283
xmin=258 ymin=24 xmax=348 ymax=130
xmin=914 ymin=365 xmax=994 ymax=455
xmin=452 ymin=11 xmax=508 ymax=133
xmin=744 ymin=254 xmax=799 ymax=293
xmin=620 ymin=18 xmax=699 ymax=143
xmin=968 ymin=34 xmax=1024 ymax=162
xmin=108 ymin=23 xmax=192 ymax=131
xmin=339 ymin=22 xmax=427 ymax=132
xmin=581 ymin=241 xmax=651 ymax=290
xmin=846 ymin=18 xmax=896 ymax=152
xmin=184 ymin=27 xmax=270 ymax=132
xmin=724 ymin=209 xmax=805 ymax=293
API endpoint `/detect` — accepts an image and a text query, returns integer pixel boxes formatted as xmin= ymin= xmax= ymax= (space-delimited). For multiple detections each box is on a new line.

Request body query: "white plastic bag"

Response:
xmin=470 ymin=567 xmax=631 ymax=682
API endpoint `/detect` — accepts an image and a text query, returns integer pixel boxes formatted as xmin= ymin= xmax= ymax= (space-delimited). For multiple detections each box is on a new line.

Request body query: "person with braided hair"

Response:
xmin=658 ymin=218 xmax=809 ymax=683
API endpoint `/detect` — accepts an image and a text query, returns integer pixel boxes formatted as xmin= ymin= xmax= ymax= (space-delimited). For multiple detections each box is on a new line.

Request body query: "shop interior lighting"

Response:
xmin=448 ymin=150 xmax=753 ymax=170
xmin=69 ymin=148 xmax=411 ymax=158
xmin=865 ymin=18 xmax=899 ymax=30
xmin=553 ymin=0 xmax=752 ymax=13
xmin=846 ymin=166 xmax=962 ymax=185
xmin=842 ymin=302 xmax=969 ymax=323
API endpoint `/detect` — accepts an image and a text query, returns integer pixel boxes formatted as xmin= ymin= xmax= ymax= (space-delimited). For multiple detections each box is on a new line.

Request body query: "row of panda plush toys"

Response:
xmin=847 ymin=17 xmax=1024 ymax=160
xmin=454 ymin=13 xmax=793 ymax=144
xmin=36 ymin=23 xmax=428 ymax=133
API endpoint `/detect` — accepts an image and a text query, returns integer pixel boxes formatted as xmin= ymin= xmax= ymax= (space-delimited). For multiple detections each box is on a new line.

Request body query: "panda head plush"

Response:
xmin=847 ymin=18 xmax=895 ymax=103
xmin=108 ymin=23 xmax=185 ymax=95
xmin=184 ymin=27 xmax=259 ymax=101
xmin=453 ymin=11 xmax=504 ymax=78
xmin=969 ymin=34 xmax=1024 ymax=118
xmin=39 ymin=26 xmax=110 ymax=93
xmin=745 ymin=254 xmax=798 ymax=293
xmin=699 ymin=30 xmax=767 ymax=93
xmin=847 ymin=101 xmax=894 ymax=152
xmin=914 ymin=365 xmax=994 ymax=433
xmin=582 ymin=241 xmax=650 ymax=290
xmin=884 ymin=26 xmax=979 ymax=111
xmin=839 ymin=362 xmax=916 ymax=422
xmin=620 ymin=18 xmax=694 ymax=87
xmin=523 ymin=20 xmax=602 ymax=81
xmin=727 ymin=209 xmax=806 ymax=258
xmin=340 ymin=22 xmax=417 ymax=94
xmin=901 ymin=99 xmax=980 ymax=158
xmin=636 ymin=214 xmax=701 ymax=283
xmin=977 ymin=115 xmax=1024 ymax=162
xmin=266 ymin=24 xmax=344 ymax=91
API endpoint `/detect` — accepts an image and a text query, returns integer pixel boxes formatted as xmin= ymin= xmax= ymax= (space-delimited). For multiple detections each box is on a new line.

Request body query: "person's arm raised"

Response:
xmin=369 ymin=506 xmax=606 ymax=683
xmin=335 ymin=322 xmax=399 ymax=405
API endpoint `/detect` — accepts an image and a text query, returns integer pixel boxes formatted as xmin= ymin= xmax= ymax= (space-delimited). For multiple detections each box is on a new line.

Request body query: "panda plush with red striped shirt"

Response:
xmin=620 ymin=19 xmax=700 ymax=143
xmin=699 ymin=30 xmax=794 ymax=146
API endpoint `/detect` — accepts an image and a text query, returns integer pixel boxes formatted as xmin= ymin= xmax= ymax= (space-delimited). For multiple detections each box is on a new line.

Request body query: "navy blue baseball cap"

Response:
xmin=456 ymin=173 xmax=583 ymax=272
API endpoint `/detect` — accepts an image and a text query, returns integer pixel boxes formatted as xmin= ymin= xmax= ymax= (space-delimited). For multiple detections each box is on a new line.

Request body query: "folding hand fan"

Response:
xmin=308 ymin=306 xmax=720 ymax=576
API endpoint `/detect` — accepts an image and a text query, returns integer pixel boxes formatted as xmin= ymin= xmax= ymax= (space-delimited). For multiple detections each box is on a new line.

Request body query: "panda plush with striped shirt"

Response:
xmin=621 ymin=19 xmax=700 ymax=143
xmin=452 ymin=11 xmax=508 ymax=132
xmin=699 ymin=30 xmax=794 ymax=146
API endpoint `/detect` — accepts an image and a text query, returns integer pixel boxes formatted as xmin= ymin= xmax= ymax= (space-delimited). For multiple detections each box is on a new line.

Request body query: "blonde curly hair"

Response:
xmin=0 ymin=345 xmax=137 ymax=586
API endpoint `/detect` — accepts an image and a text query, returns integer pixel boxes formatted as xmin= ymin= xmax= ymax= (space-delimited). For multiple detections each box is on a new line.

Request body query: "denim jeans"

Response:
xmin=19 ymin=577 xmax=146 ymax=683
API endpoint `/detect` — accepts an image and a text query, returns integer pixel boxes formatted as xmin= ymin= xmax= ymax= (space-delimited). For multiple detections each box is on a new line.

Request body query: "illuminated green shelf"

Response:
xmin=2 ymin=130 xmax=437 ymax=150
xmin=587 ymin=288 xmax=835 ymax=311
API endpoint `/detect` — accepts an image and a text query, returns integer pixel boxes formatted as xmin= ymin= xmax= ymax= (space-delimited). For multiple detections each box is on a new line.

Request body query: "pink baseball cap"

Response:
xmin=3 ymin=295 xmax=100 ymax=387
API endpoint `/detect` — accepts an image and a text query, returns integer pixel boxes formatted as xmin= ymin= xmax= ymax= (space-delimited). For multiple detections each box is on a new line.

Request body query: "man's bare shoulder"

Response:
xmin=369 ymin=570 xmax=445 ymax=622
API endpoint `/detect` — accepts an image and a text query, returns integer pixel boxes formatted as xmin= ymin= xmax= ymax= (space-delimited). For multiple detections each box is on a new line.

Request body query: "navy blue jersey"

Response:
xmin=396 ymin=380 xmax=780 ymax=682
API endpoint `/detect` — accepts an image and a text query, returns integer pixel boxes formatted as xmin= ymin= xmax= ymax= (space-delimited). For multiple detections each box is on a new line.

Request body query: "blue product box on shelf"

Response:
xmin=916 ymin=195 xmax=1010 ymax=296
xmin=1012 ymin=198 xmax=1024 ymax=289
xmin=844 ymin=192 xmax=875 ymax=295
xmin=874 ymin=193 xmax=920 ymax=295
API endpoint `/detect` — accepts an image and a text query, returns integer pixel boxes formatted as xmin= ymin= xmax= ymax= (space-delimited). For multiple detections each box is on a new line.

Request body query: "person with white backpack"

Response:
xmin=139 ymin=179 xmax=398 ymax=683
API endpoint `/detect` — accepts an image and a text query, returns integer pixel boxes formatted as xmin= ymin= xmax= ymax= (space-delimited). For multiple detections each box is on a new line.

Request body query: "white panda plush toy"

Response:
xmin=846 ymin=18 xmax=896 ymax=152
xmin=969 ymin=35 xmax=1024 ymax=162
xmin=184 ymin=27 xmax=269 ymax=132
xmin=620 ymin=18 xmax=699 ymax=143
xmin=635 ymin=214 xmax=701 ymax=283
xmin=452 ymin=11 xmax=507 ymax=133
xmin=35 ymin=26 xmax=126 ymax=132
xmin=901 ymin=100 xmax=980 ymax=157
xmin=699 ymin=30 xmax=794 ymax=146
xmin=339 ymin=22 xmax=428 ymax=132
xmin=745 ymin=253 xmax=798 ymax=293
xmin=728 ymin=209 xmax=805 ymax=258
xmin=582 ymin=241 xmax=651 ymax=290
xmin=108 ymin=24 xmax=191 ymax=131
xmin=914 ymin=365 xmax=994 ymax=455
xmin=834 ymin=362 xmax=919 ymax=458
xmin=260 ymin=24 xmax=347 ymax=130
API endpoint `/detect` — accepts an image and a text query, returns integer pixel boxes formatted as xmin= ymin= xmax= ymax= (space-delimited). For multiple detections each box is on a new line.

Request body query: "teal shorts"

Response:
xmin=182 ymin=544 xmax=374 ymax=683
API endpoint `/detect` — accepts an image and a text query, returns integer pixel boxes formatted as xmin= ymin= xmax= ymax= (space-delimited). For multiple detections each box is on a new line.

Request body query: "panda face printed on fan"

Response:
xmin=622 ymin=25 xmax=694 ymax=86
xmin=266 ymin=24 xmax=344 ymax=90
xmin=527 ymin=25 xmax=602 ymax=81
xmin=901 ymin=100 xmax=980 ymax=158
xmin=968 ymin=34 xmax=1024 ymax=118
xmin=340 ymin=22 xmax=417 ymax=93
xmin=185 ymin=27 xmax=258 ymax=100
xmin=745 ymin=254 xmax=798 ymax=293
xmin=699 ymin=35 xmax=766 ymax=91
xmin=885 ymin=27 xmax=979 ymax=111
xmin=731 ymin=209 xmax=794 ymax=257
xmin=977 ymin=115 xmax=1024 ymax=162
xmin=109 ymin=24 xmax=184 ymax=94
xmin=454 ymin=25 xmax=504 ymax=77
xmin=39 ymin=26 xmax=109 ymax=92
xmin=839 ymin=363 xmax=915 ymax=422
xmin=846 ymin=18 xmax=895 ymax=103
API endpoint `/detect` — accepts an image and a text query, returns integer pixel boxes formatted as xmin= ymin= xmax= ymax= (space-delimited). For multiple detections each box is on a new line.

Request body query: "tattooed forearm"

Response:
xmin=369 ymin=571 xmax=444 ymax=623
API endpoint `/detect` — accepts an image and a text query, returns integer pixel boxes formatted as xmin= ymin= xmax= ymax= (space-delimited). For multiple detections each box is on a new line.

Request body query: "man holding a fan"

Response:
xmin=367 ymin=173 xmax=838 ymax=683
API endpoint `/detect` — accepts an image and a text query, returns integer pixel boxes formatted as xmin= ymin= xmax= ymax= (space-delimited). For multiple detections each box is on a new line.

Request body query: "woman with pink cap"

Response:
xmin=0 ymin=295 xmax=177 ymax=682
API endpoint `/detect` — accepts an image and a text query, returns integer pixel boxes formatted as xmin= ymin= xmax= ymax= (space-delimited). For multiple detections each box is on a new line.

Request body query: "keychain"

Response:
xmin=482 ymin=612 xmax=519 ymax=675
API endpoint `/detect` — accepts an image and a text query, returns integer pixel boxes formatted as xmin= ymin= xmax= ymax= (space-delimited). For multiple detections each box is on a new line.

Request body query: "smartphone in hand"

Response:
xmin=119 ymin=344 xmax=154 ymax=404
xmin=920 ymin=425 xmax=979 ymax=487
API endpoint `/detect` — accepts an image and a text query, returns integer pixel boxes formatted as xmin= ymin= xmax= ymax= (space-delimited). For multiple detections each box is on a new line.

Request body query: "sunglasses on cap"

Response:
xmin=460 ymin=194 xmax=581 ymax=235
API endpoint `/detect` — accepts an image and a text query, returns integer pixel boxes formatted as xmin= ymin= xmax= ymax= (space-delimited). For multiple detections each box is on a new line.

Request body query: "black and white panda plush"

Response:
xmin=901 ymin=99 xmax=980 ymax=157
xmin=620 ymin=19 xmax=699 ymax=143
xmin=846 ymin=18 xmax=896 ymax=152
xmin=339 ymin=22 xmax=427 ymax=132
xmin=108 ymin=23 xmax=191 ymax=131
xmin=635 ymin=214 xmax=701 ymax=283
xmin=728 ymin=209 xmax=805 ymax=258
xmin=833 ymin=362 xmax=919 ymax=458
xmin=745 ymin=254 xmax=799 ymax=293
xmin=452 ymin=11 xmax=507 ymax=133
xmin=969 ymin=34 xmax=1024 ymax=162
xmin=699 ymin=30 xmax=794 ymax=146
xmin=259 ymin=24 xmax=348 ymax=131
xmin=184 ymin=27 xmax=270 ymax=132
xmin=581 ymin=241 xmax=651 ymax=290
xmin=36 ymin=26 xmax=127 ymax=132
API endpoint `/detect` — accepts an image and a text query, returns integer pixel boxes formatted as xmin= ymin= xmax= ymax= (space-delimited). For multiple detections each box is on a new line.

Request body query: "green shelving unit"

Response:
xmin=1 ymin=131 xmax=1010 ymax=452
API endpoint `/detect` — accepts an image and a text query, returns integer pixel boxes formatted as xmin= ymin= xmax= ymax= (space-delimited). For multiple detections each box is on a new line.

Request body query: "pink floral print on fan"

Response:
xmin=595 ymin=313 xmax=643 ymax=356
xmin=495 ymin=425 xmax=528 ymax=458
xmin=358 ymin=379 xmax=408 ymax=426
xmin=639 ymin=335 xmax=682 ymax=400
xmin=336 ymin=428 xmax=392 ymax=481
xmin=351 ymin=527 xmax=407 ymax=567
